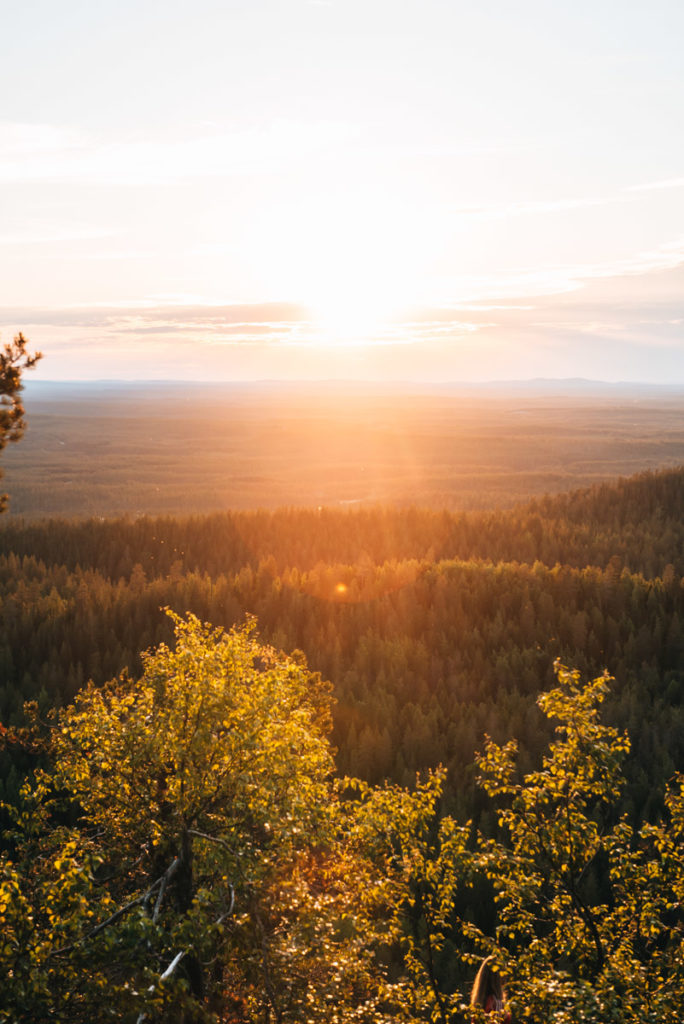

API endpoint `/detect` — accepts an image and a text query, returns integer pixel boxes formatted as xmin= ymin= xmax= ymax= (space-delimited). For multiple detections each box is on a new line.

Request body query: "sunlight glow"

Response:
xmin=250 ymin=189 xmax=440 ymax=346
xmin=4 ymin=1 xmax=684 ymax=381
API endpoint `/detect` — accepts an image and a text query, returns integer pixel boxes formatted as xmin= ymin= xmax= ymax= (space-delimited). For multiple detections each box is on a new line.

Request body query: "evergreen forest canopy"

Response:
xmin=1 ymin=457 xmax=684 ymax=1020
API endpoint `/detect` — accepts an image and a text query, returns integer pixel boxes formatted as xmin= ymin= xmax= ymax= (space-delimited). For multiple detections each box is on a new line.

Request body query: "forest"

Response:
xmin=1 ymin=466 xmax=683 ymax=815
xmin=1 ymin=439 xmax=684 ymax=1019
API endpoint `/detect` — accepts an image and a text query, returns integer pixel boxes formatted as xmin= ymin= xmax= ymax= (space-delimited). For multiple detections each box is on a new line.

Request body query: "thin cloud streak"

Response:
xmin=0 ymin=119 xmax=359 ymax=186
xmin=431 ymin=237 xmax=684 ymax=308
xmin=0 ymin=302 xmax=309 ymax=329
xmin=0 ymin=121 xmax=572 ymax=192
xmin=448 ymin=194 xmax=625 ymax=221
xmin=0 ymin=223 xmax=118 ymax=246
xmin=626 ymin=176 xmax=684 ymax=192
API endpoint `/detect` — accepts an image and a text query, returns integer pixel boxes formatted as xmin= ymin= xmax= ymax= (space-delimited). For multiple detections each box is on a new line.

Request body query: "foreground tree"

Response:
xmin=477 ymin=662 xmax=684 ymax=1022
xmin=1 ymin=614 xmax=445 ymax=1023
xmin=1 ymin=615 xmax=342 ymax=1021
xmin=0 ymin=332 xmax=42 ymax=511
xmin=4 ymin=623 xmax=684 ymax=1022
xmin=342 ymin=662 xmax=684 ymax=1023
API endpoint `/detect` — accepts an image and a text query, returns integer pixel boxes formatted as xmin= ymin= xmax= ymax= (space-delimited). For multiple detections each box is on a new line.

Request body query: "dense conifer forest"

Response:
xmin=1 ymin=466 xmax=682 ymax=822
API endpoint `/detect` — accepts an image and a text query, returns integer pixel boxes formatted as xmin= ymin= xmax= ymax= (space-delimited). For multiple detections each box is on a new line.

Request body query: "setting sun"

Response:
xmin=248 ymin=186 xmax=440 ymax=346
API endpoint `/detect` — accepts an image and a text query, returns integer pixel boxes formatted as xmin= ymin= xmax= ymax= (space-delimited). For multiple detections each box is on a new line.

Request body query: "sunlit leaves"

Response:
xmin=5 ymin=626 xmax=684 ymax=1022
xmin=0 ymin=614 xmax=343 ymax=1021
xmin=476 ymin=661 xmax=684 ymax=1022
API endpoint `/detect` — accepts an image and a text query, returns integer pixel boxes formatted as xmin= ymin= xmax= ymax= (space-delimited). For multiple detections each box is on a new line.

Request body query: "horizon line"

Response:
xmin=23 ymin=376 xmax=684 ymax=389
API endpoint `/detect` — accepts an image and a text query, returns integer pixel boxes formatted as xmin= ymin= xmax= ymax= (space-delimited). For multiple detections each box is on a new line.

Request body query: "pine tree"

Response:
xmin=0 ymin=333 xmax=41 ymax=512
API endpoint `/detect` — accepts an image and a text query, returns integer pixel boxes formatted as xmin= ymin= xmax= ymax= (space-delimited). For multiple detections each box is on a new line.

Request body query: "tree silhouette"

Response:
xmin=0 ymin=332 xmax=42 ymax=511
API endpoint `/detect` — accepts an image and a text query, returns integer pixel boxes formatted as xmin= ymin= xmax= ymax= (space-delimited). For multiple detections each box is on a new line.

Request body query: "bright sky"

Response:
xmin=2 ymin=0 xmax=684 ymax=382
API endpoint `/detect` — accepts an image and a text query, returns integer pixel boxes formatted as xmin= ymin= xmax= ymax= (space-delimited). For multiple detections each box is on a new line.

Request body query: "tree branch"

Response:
xmin=216 ymin=885 xmax=236 ymax=926
xmin=136 ymin=950 xmax=187 ymax=1024
xmin=187 ymin=828 xmax=234 ymax=852
xmin=49 ymin=857 xmax=180 ymax=958
xmin=152 ymin=855 xmax=180 ymax=924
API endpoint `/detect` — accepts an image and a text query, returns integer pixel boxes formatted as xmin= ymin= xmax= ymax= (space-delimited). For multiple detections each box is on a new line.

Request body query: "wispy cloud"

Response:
xmin=625 ymin=176 xmax=684 ymax=192
xmin=0 ymin=302 xmax=309 ymax=331
xmin=0 ymin=222 xmax=117 ymax=246
xmin=0 ymin=299 xmax=493 ymax=354
xmin=583 ymin=236 xmax=684 ymax=280
xmin=0 ymin=119 xmax=358 ymax=186
xmin=429 ymin=236 xmax=684 ymax=309
xmin=4 ymin=235 xmax=684 ymax=336
xmin=449 ymin=194 xmax=622 ymax=220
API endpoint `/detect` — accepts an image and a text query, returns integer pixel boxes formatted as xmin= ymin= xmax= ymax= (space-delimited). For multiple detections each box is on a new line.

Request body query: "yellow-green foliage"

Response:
xmin=52 ymin=612 xmax=335 ymax=865
xmin=0 ymin=615 xmax=353 ymax=1022
xmin=3 ymin=626 xmax=684 ymax=1023
xmin=477 ymin=662 xmax=684 ymax=1022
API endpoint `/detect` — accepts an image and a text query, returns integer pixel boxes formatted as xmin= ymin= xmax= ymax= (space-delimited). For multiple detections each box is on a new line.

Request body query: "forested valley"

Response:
xmin=2 ymin=464 xmax=684 ymax=1021
xmin=1 ymin=467 xmax=683 ymax=816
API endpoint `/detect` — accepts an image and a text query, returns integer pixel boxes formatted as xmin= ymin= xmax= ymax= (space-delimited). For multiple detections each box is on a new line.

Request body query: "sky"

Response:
xmin=2 ymin=0 xmax=684 ymax=382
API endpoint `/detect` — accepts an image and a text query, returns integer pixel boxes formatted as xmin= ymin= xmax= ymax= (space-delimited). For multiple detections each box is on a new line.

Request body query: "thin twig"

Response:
xmin=188 ymin=828 xmax=235 ymax=852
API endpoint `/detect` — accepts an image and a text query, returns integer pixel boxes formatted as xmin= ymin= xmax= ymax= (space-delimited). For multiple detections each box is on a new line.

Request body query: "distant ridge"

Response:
xmin=22 ymin=377 xmax=684 ymax=400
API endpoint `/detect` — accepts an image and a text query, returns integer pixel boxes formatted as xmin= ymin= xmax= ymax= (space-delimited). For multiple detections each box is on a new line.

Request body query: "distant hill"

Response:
xmin=23 ymin=377 xmax=684 ymax=402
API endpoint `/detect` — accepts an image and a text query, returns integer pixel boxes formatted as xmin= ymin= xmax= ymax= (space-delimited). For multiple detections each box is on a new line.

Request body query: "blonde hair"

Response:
xmin=470 ymin=956 xmax=506 ymax=1008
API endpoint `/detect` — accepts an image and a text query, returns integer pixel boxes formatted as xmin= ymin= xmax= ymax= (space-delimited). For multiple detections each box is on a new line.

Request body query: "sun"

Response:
xmin=249 ymin=187 xmax=437 ymax=346
xmin=306 ymin=266 xmax=396 ymax=345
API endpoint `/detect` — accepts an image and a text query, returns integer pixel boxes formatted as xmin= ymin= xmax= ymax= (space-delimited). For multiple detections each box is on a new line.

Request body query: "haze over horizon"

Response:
xmin=3 ymin=0 xmax=684 ymax=383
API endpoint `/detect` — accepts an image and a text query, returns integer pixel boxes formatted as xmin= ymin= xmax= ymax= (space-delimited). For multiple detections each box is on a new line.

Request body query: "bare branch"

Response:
xmin=188 ymin=828 xmax=234 ymax=852
xmin=160 ymin=948 xmax=186 ymax=980
xmin=136 ymin=949 xmax=187 ymax=1024
xmin=152 ymin=856 xmax=180 ymax=924
xmin=216 ymin=885 xmax=236 ymax=926
xmin=49 ymin=857 xmax=180 ymax=958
